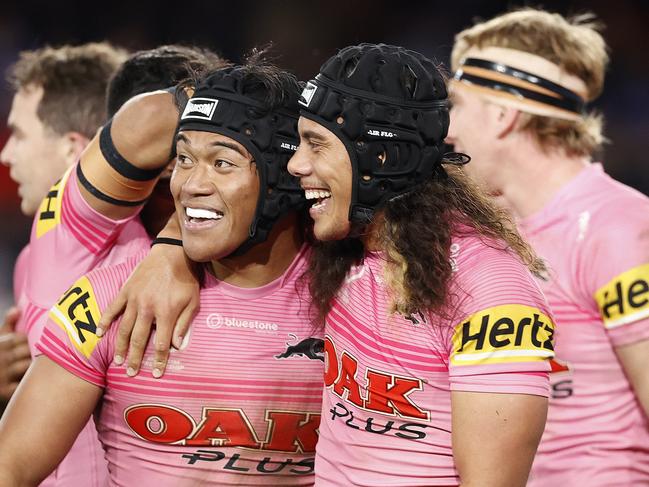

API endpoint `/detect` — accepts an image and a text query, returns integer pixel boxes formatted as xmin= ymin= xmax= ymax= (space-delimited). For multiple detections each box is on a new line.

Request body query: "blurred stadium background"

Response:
xmin=1 ymin=0 xmax=648 ymax=315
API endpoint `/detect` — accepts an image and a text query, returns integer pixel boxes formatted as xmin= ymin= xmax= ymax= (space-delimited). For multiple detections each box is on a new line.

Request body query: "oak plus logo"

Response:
xmin=324 ymin=336 xmax=428 ymax=421
xmin=206 ymin=313 xmax=279 ymax=333
xmin=123 ymin=404 xmax=319 ymax=474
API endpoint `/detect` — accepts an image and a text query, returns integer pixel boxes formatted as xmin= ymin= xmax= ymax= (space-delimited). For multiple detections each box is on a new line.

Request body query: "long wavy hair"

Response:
xmin=306 ymin=165 xmax=545 ymax=326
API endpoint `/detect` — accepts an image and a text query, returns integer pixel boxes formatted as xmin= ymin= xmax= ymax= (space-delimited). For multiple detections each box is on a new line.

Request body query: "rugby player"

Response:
xmin=286 ymin=43 xmax=556 ymax=486
xmin=0 ymin=60 xmax=322 ymax=486
xmin=0 ymin=42 xmax=126 ymax=486
xmin=447 ymin=8 xmax=649 ymax=484
xmin=0 ymin=43 xmax=126 ymax=406
xmin=0 ymin=43 xmax=224 ymax=486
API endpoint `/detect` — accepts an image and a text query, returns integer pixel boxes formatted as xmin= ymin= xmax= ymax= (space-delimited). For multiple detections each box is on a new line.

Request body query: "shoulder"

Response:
xmin=56 ymin=249 xmax=148 ymax=315
xmin=578 ymin=167 xmax=649 ymax=229
xmin=449 ymin=232 xmax=549 ymax=317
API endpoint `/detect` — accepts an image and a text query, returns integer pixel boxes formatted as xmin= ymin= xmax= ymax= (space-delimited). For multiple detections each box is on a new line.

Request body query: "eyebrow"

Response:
xmin=176 ymin=133 xmax=249 ymax=158
xmin=299 ymin=129 xmax=327 ymax=142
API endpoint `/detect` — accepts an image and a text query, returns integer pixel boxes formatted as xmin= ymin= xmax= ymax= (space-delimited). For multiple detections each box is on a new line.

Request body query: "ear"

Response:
xmin=61 ymin=131 xmax=90 ymax=166
xmin=493 ymin=105 xmax=520 ymax=139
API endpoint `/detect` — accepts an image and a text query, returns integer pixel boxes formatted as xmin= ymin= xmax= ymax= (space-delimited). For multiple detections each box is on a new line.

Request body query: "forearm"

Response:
xmin=157 ymin=212 xmax=182 ymax=239
xmin=94 ymin=90 xmax=180 ymax=171
xmin=78 ymin=90 xmax=180 ymax=219
xmin=0 ymin=357 xmax=102 ymax=485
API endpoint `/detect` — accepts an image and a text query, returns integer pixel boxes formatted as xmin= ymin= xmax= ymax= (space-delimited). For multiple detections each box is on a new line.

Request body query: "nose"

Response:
xmin=445 ymin=110 xmax=458 ymax=146
xmin=181 ymin=162 xmax=215 ymax=197
xmin=0 ymin=135 xmax=15 ymax=167
xmin=287 ymin=144 xmax=312 ymax=178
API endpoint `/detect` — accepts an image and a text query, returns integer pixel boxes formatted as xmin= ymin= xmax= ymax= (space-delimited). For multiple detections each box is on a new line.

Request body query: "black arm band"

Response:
xmin=151 ymin=237 xmax=183 ymax=247
xmin=76 ymin=164 xmax=148 ymax=207
xmin=100 ymin=121 xmax=166 ymax=181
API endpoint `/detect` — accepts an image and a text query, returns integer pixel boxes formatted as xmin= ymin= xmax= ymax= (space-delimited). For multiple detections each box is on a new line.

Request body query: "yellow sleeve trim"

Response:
xmin=35 ymin=165 xmax=74 ymax=238
xmin=594 ymin=263 xmax=649 ymax=329
xmin=49 ymin=275 xmax=102 ymax=358
xmin=451 ymin=304 xmax=555 ymax=366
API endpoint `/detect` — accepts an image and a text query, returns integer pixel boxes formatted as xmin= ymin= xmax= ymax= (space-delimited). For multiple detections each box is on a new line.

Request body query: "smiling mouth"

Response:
xmin=304 ymin=189 xmax=332 ymax=210
xmin=185 ymin=206 xmax=224 ymax=225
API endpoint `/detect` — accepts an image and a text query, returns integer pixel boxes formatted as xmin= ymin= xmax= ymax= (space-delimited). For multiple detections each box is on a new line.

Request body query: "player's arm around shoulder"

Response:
xmin=97 ymin=214 xmax=200 ymax=378
xmin=0 ymin=355 xmax=102 ymax=486
xmin=78 ymin=89 xmax=180 ymax=220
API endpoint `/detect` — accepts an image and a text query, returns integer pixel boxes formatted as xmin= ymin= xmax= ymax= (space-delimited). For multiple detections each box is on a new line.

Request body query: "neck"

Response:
xmin=210 ymin=213 xmax=303 ymax=288
xmin=496 ymin=134 xmax=590 ymax=219
xmin=361 ymin=212 xmax=384 ymax=252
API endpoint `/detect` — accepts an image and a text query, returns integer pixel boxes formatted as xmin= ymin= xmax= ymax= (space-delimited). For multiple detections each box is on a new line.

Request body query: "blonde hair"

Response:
xmin=452 ymin=8 xmax=609 ymax=157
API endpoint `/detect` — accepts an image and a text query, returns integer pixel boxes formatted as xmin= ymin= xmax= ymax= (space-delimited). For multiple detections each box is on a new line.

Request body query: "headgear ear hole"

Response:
xmin=377 ymin=148 xmax=387 ymax=167
xmin=336 ymin=116 xmax=345 ymax=125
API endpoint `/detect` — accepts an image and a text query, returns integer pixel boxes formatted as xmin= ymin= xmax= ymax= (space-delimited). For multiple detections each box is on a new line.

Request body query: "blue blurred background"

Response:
xmin=1 ymin=0 xmax=648 ymax=314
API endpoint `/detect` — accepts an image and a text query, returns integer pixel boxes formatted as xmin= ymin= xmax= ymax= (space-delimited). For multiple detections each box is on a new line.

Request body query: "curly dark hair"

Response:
xmin=307 ymin=165 xmax=545 ymax=325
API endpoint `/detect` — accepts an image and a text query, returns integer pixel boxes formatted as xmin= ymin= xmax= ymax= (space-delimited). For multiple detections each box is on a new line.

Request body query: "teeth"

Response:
xmin=186 ymin=207 xmax=222 ymax=220
xmin=305 ymin=189 xmax=332 ymax=200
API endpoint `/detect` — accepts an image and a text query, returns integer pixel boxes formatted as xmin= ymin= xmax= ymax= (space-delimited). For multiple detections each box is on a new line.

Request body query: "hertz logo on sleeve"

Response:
xmin=594 ymin=263 xmax=649 ymax=329
xmin=36 ymin=166 xmax=73 ymax=238
xmin=451 ymin=304 xmax=555 ymax=366
xmin=49 ymin=276 xmax=102 ymax=358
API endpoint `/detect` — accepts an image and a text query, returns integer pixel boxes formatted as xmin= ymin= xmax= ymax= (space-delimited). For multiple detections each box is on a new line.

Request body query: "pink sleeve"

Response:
xmin=583 ymin=208 xmax=649 ymax=347
xmin=35 ymin=253 xmax=144 ymax=387
xmin=445 ymin=238 xmax=554 ymax=398
xmin=451 ymin=371 xmax=550 ymax=397
xmin=26 ymin=162 xmax=141 ymax=309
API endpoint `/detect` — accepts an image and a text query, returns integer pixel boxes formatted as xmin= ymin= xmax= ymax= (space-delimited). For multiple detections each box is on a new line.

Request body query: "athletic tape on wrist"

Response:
xmin=99 ymin=121 xmax=166 ymax=181
xmin=76 ymin=164 xmax=148 ymax=207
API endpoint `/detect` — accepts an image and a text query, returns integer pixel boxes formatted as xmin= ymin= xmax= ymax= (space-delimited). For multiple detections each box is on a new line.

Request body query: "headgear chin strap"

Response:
xmin=177 ymin=67 xmax=305 ymax=254
xmin=299 ymin=43 xmax=453 ymax=224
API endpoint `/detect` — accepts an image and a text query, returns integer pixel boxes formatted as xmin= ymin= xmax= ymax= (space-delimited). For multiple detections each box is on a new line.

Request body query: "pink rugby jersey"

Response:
xmin=521 ymin=164 xmax=649 ymax=486
xmin=12 ymin=245 xmax=29 ymax=334
xmin=20 ymin=163 xmax=149 ymax=353
xmin=316 ymin=231 xmax=555 ymax=486
xmin=17 ymin=162 xmax=149 ymax=486
xmin=37 ymin=245 xmax=324 ymax=486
